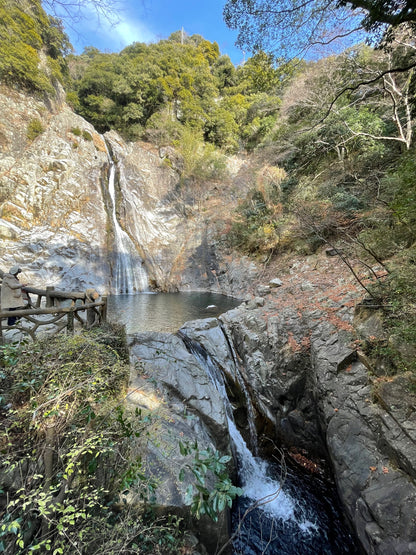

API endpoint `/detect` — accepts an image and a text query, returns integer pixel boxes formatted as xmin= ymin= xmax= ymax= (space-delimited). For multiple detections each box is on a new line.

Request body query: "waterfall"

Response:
xmin=105 ymin=153 xmax=148 ymax=294
xmin=219 ymin=322 xmax=259 ymax=456
xmin=178 ymin=332 xmax=360 ymax=554
xmin=178 ymin=333 xmax=315 ymax=528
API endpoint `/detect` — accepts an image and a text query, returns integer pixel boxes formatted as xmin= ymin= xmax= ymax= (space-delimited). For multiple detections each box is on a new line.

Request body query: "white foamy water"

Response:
xmin=182 ymin=335 xmax=318 ymax=533
xmin=107 ymin=160 xmax=148 ymax=293
xmin=228 ymin=420 xmax=296 ymax=520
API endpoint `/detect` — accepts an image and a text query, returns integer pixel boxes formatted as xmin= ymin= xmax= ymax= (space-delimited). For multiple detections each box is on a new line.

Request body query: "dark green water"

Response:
xmin=107 ymin=292 xmax=242 ymax=334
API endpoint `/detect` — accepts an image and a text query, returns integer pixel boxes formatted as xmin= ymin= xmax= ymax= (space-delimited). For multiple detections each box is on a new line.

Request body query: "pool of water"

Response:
xmin=107 ymin=292 xmax=242 ymax=334
xmin=232 ymin=458 xmax=361 ymax=555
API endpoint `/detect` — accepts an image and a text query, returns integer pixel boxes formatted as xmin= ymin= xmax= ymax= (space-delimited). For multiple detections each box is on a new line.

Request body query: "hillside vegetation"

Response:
xmin=0 ymin=0 xmax=70 ymax=93
xmin=3 ymin=2 xmax=416 ymax=380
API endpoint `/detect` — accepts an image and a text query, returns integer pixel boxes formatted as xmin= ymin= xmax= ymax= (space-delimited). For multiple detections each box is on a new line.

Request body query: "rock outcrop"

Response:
xmin=127 ymin=331 xmax=232 ymax=553
xmin=162 ymin=253 xmax=416 ymax=554
xmin=0 ymin=86 xmax=257 ymax=295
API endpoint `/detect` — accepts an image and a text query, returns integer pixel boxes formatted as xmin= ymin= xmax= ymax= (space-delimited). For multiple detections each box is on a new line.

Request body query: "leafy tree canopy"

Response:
xmin=68 ymin=33 xmax=297 ymax=151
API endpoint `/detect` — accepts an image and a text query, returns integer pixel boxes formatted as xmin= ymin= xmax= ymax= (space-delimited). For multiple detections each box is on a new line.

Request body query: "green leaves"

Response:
xmin=178 ymin=441 xmax=242 ymax=522
xmin=0 ymin=0 xmax=70 ymax=93
xmin=0 ymin=328 xmax=186 ymax=554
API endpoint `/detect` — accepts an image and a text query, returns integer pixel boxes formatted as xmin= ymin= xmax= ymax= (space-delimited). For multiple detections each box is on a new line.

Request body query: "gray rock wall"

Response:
xmin=212 ymin=299 xmax=416 ymax=554
xmin=150 ymin=279 xmax=416 ymax=554
xmin=0 ymin=87 xmax=259 ymax=295
xmin=127 ymin=331 xmax=232 ymax=553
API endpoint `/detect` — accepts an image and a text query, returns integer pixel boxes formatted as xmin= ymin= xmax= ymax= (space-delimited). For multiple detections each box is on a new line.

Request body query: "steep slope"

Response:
xmin=0 ymin=86 xmax=257 ymax=295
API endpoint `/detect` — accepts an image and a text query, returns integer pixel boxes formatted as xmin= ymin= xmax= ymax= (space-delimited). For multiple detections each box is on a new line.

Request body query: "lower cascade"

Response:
xmin=179 ymin=333 xmax=360 ymax=554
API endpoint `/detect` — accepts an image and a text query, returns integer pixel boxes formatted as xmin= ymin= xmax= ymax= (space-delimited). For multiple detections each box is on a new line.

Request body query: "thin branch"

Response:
xmin=318 ymin=59 xmax=416 ymax=125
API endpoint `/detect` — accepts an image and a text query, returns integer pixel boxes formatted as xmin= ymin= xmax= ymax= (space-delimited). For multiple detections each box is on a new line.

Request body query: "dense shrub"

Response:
xmin=0 ymin=330 xmax=183 ymax=554
xmin=0 ymin=0 xmax=70 ymax=94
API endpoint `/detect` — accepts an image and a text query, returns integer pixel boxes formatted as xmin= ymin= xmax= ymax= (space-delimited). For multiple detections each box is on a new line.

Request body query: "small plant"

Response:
xmin=26 ymin=118 xmax=44 ymax=140
xmin=70 ymin=126 xmax=81 ymax=136
xmin=179 ymin=440 xmax=242 ymax=521
xmin=82 ymin=130 xmax=93 ymax=141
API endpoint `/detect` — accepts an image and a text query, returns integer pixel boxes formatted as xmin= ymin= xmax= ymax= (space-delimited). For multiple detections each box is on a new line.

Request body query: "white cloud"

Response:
xmin=99 ymin=14 xmax=157 ymax=48
xmin=64 ymin=1 xmax=157 ymax=53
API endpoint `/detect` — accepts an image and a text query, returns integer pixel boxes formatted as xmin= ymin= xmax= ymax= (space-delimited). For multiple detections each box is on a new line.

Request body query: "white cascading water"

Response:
xmin=179 ymin=334 xmax=316 ymax=533
xmin=107 ymin=160 xmax=148 ymax=294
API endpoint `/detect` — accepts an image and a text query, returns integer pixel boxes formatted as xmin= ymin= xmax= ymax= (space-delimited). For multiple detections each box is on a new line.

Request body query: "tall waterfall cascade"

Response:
xmin=106 ymin=153 xmax=149 ymax=294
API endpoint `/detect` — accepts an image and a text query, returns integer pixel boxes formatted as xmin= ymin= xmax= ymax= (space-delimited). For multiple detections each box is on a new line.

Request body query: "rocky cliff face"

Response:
xmin=0 ymin=86 xmax=256 ymax=295
xmin=176 ymin=254 xmax=416 ymax=554
xmin=0 ymin=86 xmax=111 ymax=291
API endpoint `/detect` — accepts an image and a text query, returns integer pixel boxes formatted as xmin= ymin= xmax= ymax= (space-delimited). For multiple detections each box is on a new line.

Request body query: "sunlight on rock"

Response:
xmin=126 ymin=386 xmax=162 ymax=410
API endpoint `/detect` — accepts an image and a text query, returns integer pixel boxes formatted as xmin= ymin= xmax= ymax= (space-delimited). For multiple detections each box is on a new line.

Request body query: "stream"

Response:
xmin=109 ymin=293 xmax=361 ymax=554
xmin=180 ymin=334 xmax=361 ymax=555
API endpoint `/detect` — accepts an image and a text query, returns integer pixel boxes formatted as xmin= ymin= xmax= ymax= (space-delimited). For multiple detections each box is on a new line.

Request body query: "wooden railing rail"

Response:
xmin=0 ymin=286 xmax=107 ymax=344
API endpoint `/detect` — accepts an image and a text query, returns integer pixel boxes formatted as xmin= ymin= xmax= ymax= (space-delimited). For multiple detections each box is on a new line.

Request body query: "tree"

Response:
xmin=223 ymin=0 xmax=365 ymax=59
xmin=0 ymin=0 xmax=71 ymax=92
xmin=70 ymin=34 xmax=222 ymax=139
xmin=223 ymin=0 xmax=416 ymax=59
xmin=338 ymin=0 xmax=416 ymax=33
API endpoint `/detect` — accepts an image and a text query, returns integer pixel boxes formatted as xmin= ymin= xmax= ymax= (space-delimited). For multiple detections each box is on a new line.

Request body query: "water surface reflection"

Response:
xmin=107 ymin=292 xmax=242 ymax=334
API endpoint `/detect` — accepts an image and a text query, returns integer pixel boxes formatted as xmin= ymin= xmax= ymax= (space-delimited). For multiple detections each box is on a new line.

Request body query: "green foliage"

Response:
xmin=228 ymin=165 xmax=290 ymax=254
xmin=205 ymin=105 xmax=240 ymax=152
xmin=364 ymin=247 xmax=416 ymax=374
xmin=68 ymin=34 xmax=292 ymax=151
xmin=179 ymin=441 xmax=242 ymax=521
xmin=69 ymin=35 xmax=221 ymax=138
xmin=357 ymin=152 xmax=416 ymax=374
xmin=0 ymin=0 xmax=71 ymax=93
xmin=386 ymin=153 xmax=416 ymax=245
xmin=145 ymin=108 xmax=183 ymax=146
xmin=175 ymin=126 xmax=228 ymax=183
xmin=27 ymin=118 xmax=44 ymax=140
xmin=0 ymin=330 xmax=183 ymax=554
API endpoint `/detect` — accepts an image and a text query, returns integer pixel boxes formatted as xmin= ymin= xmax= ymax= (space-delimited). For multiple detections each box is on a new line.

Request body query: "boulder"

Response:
xmin=127 ymin=331 xmax=232 ymax=552
xmin=269 ymin=278 xmax=283 ymax=288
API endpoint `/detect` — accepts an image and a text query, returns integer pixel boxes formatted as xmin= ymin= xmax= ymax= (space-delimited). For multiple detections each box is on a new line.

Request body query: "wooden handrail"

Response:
xmin=0 ymin=289 xmax=108 ymax=343
xmin=0 ymin=301 xmax=105 ymax=319
xmin=23 ymin=286 xmax=88 ymax=300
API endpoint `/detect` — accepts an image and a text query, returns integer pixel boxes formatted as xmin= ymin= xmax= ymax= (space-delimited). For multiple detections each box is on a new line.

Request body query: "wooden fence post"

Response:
xmin=46 ymin=286 xmax=55 ymax=307
xmin=101 ymin=296 xmax=107 ymax=323
xmin=67 ymin=310 xmax=74 ymax=333
xmin=87 ymin=307 xmax=96 ymax=328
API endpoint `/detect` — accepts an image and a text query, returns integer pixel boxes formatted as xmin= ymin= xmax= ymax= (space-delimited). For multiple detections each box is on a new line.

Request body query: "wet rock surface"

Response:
xmin=216 ymin=257 xmax=416 ymax=555
xmin=126 ymin=331 xmax=231 ymax=552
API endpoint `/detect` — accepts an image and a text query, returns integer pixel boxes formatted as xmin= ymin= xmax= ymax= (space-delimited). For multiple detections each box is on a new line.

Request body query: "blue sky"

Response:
xmin=62 ymin=0 xmax=245 ymax=65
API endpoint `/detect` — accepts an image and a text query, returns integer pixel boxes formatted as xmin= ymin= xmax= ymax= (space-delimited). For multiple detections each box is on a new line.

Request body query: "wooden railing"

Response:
xmin=0 ymin=286 xmax=107 ymax=344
